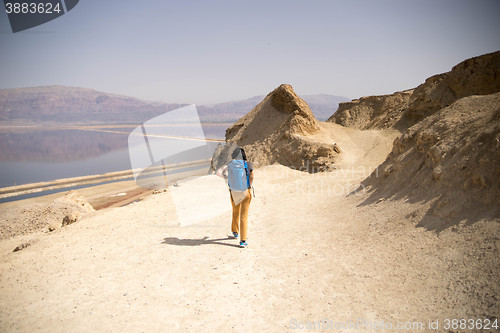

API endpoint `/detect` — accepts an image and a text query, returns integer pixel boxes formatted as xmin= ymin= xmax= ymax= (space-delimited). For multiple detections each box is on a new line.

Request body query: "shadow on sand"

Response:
xmin=162 ymin=236 xmax=241 ymax=248
xmin=348 ymin=181 xmax=499 ymax=233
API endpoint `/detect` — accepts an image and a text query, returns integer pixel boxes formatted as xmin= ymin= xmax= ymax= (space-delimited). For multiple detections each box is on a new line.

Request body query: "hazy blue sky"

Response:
xmin=0 ymin=0 xmax=499 ymax=104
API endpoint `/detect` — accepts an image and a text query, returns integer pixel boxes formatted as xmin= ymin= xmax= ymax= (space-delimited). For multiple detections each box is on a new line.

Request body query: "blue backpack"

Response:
xmin=227 ymin=160 xmax=250 ymax=191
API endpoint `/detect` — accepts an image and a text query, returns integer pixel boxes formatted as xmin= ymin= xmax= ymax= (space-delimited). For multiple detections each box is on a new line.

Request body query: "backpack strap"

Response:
xmin=244 ymin=161 xmax=250 ymax=189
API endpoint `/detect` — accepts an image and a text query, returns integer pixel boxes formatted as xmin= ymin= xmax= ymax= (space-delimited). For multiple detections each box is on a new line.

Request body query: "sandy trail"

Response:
xmin=0 ymin=128 xmax=498 ymax=332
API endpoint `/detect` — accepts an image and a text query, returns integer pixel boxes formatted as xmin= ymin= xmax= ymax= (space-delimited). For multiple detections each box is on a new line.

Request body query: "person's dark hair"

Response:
xmin=231 ymin=148 xmax=247 ymax=160
xmin=231 ymin=149 xmax=240 ymax=159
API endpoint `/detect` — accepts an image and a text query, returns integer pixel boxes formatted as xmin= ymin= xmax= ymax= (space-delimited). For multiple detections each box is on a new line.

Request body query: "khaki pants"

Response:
xmin=230 ymin=189 xmax=252 ymax=241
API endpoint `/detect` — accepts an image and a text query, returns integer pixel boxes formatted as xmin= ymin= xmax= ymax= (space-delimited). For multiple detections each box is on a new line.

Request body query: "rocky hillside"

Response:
xmin=0 ymin=191 xmax=94 ymax=239
xmin=329 ymin=51 xmax=500 ymax=131
xmin=226 ymin=84 xmax=341 ymax=171
xmin=353 ymin=51 xmax=500 ymax=227
xmin=364 ymin=93 xmax=500 ymax=227
xmin=327 ymin=89 xmax=413 ymax=130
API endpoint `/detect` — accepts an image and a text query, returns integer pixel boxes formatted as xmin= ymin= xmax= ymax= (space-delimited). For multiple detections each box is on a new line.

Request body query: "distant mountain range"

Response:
xmin=0 ymin=86 xmax=348 ymax=125
xmin=198 ymin=93 xmax=348 ymax=122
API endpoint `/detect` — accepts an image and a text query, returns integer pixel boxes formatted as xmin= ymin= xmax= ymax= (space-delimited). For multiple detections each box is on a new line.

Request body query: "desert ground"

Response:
xmin=0 ymin=122 xmax=498 ymax=332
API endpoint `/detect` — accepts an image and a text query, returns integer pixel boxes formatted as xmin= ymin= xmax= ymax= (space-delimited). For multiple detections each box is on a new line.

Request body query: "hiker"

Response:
xmin=216 ymin=148 xmax=253 ymax=248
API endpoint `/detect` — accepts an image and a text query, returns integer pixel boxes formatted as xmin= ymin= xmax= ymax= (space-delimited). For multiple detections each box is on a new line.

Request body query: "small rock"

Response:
xmin=13 ymin=240 xmax=35 ymax=252
xmin=432 ymin=165 xmax=442 ymax=180
xmin=62 ymin=211 xmax=81 ymax=227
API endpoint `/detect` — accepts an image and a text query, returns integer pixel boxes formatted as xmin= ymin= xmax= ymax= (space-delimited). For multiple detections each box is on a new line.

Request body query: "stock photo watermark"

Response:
xmin=127 ymin=104 xmax=227 ymax=226
xmin=264 ymin=162 xmax=380 ymax=200
xmin=127 ymin=104 xmax=383 ymax=226
xmin=289 ymin=317 xmax=499 ymax=331
xmin=3 ymin=0 xmax=80 ymax=32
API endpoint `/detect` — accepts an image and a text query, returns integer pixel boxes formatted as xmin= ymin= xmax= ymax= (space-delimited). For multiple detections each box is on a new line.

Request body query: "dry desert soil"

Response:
xmin=0 ymin=122 xmax=498 ymax=332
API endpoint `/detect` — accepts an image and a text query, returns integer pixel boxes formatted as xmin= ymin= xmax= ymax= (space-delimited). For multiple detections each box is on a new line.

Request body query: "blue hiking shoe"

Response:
xmin=232 ymin=232 xmax=238 ymax=239
xmin=239 ymin=241 xmax=248 ymax=248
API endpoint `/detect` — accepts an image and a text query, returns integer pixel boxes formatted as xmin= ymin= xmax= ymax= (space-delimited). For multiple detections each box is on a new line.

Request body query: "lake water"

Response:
xmin=0 ymin=124 xmax=228 ymax=188
xmin=0 ymin=147 xmax=132 ymax=187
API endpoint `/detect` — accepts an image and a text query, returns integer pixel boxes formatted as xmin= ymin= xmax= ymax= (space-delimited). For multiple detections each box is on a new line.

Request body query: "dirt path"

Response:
xmin=0 ymin=129 xmax=498 ymax=332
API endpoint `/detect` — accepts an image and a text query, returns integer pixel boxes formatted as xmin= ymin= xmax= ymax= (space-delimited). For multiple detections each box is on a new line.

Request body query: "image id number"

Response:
xmin=5 ymin=2 xmax=62 ymax=14
xmin=443 ymin=318 xmax=498 ymax=330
